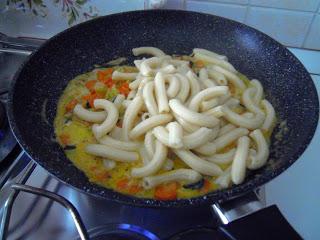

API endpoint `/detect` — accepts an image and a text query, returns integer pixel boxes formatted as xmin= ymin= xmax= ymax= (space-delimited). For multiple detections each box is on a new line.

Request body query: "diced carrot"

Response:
xmin=201 ymin=179 xmax=211 ymax=193
xmin=82 ymin=92 xmax=104 ymax=108
xmin=90 ymin=166 xmax=97 ymax=171
xmin=85 ymin=80 xmax=97 ymax=92
xmin=59 ymin=133 xmax=70 ymax=145
xmin=104 ymin=68 xmax=113 ymax=75
xmin=195 ymin=60 xmax=205 ymax=68
xmin=116 ymin=178 xmax=129 ymax=190
xmin=155 ymin=182 xmax=178 ymax=200
xmin=96 ymin=171 xmax=110 ymax=181
xmin=128 ymin=184 xmax=142 ymax=194
xmin=97 ymin=68 xmax=113 ymax=81
xmin=65 ymin=99 xmax=78 ymax=112
xmin=118 ymin=82 xmax=130 ymax=96
xmin=103 ymin=77 xmax=114 ymax=88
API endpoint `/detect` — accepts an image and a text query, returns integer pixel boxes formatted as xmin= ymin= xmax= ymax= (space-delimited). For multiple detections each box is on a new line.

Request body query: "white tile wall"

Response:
xmin=0 ymin=0 xmax=319 ymax=50
xmin=304 ymin=14 xmax=320 ymax=49
xmin=245 ymin=7 xmax=313 ymax=47
xmin=186 ymin=1 xmax=247 ymax=22
xmin=163 ymin=0 xmax=185 ymax=9
xmin=250 ymin=0 xmax=320 ymax=12
xmin=201 ymin=0 xmax=249 ymax=4
xmin=162 ymin=0 xmax=320 ymax=50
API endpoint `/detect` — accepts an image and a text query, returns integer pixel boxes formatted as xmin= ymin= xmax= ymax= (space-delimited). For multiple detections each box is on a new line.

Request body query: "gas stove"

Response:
xmin=0 ymin=36 xmax=313 ymax=240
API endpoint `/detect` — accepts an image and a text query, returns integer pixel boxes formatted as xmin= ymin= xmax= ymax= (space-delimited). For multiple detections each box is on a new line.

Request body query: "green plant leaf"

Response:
xmin=76 ymin=0 xmax=87 ymax=5
xmin=33 ymin=0 xmax=43 ymax=5
xmin=32 ymin=8 xmax=38 ymax=15
xmin=68 ymin=13 xmax=76 ymax=25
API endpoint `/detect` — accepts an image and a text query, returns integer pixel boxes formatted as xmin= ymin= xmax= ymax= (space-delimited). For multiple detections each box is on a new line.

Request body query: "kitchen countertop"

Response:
xmin=265 ymin=48 xmax=320 ymax=240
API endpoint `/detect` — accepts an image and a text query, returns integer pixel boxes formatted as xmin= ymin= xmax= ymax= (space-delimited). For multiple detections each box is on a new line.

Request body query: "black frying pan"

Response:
xmin=7 ymin=10 xmax=319 ymax=210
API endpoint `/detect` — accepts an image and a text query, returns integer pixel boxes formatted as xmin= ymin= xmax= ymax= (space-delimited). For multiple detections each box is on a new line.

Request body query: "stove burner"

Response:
xmin=84 ymin=224 xmax=160 ymax=240
xmin=168 ymin=226 xmax=227 ymax=240
xmin=0 ymin=101 xmax=19 ymax=164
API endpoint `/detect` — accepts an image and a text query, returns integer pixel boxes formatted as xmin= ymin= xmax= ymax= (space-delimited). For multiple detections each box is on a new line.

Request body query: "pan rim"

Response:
xmin=7 ymin=9 xmax=320 ymax=208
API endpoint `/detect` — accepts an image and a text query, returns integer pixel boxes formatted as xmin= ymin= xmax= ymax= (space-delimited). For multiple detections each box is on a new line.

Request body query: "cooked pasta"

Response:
xmin=55 ymin=47 xmax=277 ymax=200
xmin=73 ymin=104 xmax=107 ymax=123
xmin=92 ymin=99 xmax=119 ymax=138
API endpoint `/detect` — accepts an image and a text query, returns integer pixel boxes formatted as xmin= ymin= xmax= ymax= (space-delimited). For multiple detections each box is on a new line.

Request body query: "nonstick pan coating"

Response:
xmin=8 ymin=10 xmax=319 ymax=207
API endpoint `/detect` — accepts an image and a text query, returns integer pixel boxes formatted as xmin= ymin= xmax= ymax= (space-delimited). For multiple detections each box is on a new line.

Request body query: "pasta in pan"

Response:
xmin=54 ymin=47 xmax=276 ymax=200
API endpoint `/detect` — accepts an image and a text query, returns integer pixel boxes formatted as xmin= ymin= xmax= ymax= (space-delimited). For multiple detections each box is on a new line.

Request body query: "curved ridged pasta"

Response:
xmin=109 ymin=126 xmax=122 ymax=139
xmin=132 ymin=47 xmax=165 ymax=57
xmin=86 ymin=144 xmax=138 ymax=162
xmin=200 ymin=98 xmax=219 ymax=112
xmin=98 ymin=135 xmax=141 ymax=151
xmin=73 ymin=104 xmax=107 ymax=123
xmin=166 ymin=75 xmax=181 ymax=98
xmin=183 ymin=127 xmax=214 ymax=148
xmin=193 ymin=48 xmax=227 ymax=61
xmin=231 ymin=136 xmax=250 ymax=184
xmin=214 ymin=127 xmax=249 ymax=151
xmin=212 ymin=65 xmax=245 ymax=90
xmin=112 ymin=71 xmax=138 ymax=81
xmin=251 ymin=79 xmax=263 ymax=104
xmin=139 ymin=57 xmax=161 ymax=76
xmin=167 ymin=121 xmax=183 ymax=148
xmin=141 ymin=112 xmax=151 ymax=121
xmin=142 ymin=81 xmax=159 ymax=116
xmin=207 ymin=68 xmax=228 ymax=86
xmin=139 ymin=146 xmax=151 ymax=165
xmin=103 ymin=159 xmax=116 ymax=170
xmin=194 ymin=52 xmax=236 ymax=73
xmin=127 ymin=90 xmax=137 ymax=101
xmin=92 ymin=100 xmax=119 ymax=139
xmin=129 ymin=77 xmax=142 ymax=90
xmin=173 ymin=113 xmax=200 ymax=132
xmin=224 ymin=98 xmax=240 ymax=108
xmin=169 ymin=99 xmax=219 ymax=128
xmin=205 ymin=148 xmax=236 ymax=164
xmin=131 ymin=140 xmax=168 ymax=177
xmin=155 ymin=72 xmax=170 ymax=113
xmin=186 ymin=70 xmax=201 ymax=97
xmin=189 ymin=86 xmax=229 ymax=112
xmin=122 ymin=96 xmax=144 ymax=141
xmin=261 ymin=99 xmax=276 ymax=131
xmin=144 ymin=131 xmax=155 ymax=157
xmin=218 ymin=124 xmax=236 ymax=137
xmin=194 ymin=127 xmax=249 ymax=155
xmin=242 ymin=88 xmax=264 ymax=115
xmin=215 ymin=167 xmax=231 ymax=188
xmin=143 ymin=169 xmax=202 ymax=189
xmin=199 ymin=68 xmax=216 ymax=88
xmin=129 ymin=114 xmax=173 ymax=139
xmin=173 ymin=149 xmax=222 ymax=176
xmin=137 ymin=76 xmax=153 ymax=95
xmin=113 ymin=94 xmax=125 ymax=109
xmin=153 ymin=126 xmax=213 ymax=149
xmin=221 ymin=105 xmax=265 ymax=129
xmin=203 ymin=106 xmax=225 ymax=118
xmin=247 ymin=129 xmax=269 ymax=170
xmin=162 ymin=159 xmax=174 ymax=171
xmin=209 ymin=125 xmax=220 ymax=141
xmin=175 ymin=73 xmax=190 ymax=102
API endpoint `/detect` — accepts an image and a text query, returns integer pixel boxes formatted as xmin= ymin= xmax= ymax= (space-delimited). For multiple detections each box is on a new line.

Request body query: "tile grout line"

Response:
xmin=243 ymin=1 xmax=250 ymax=23
xmin=187 ymin=0 xmax=318 ymax=14
xmin=301 ymin=13 xmax=316 ymax=48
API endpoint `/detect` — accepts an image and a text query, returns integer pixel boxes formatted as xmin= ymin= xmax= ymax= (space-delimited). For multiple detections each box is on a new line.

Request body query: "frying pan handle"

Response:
xmin=212 ymin=191 xmax=302 ymax=239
